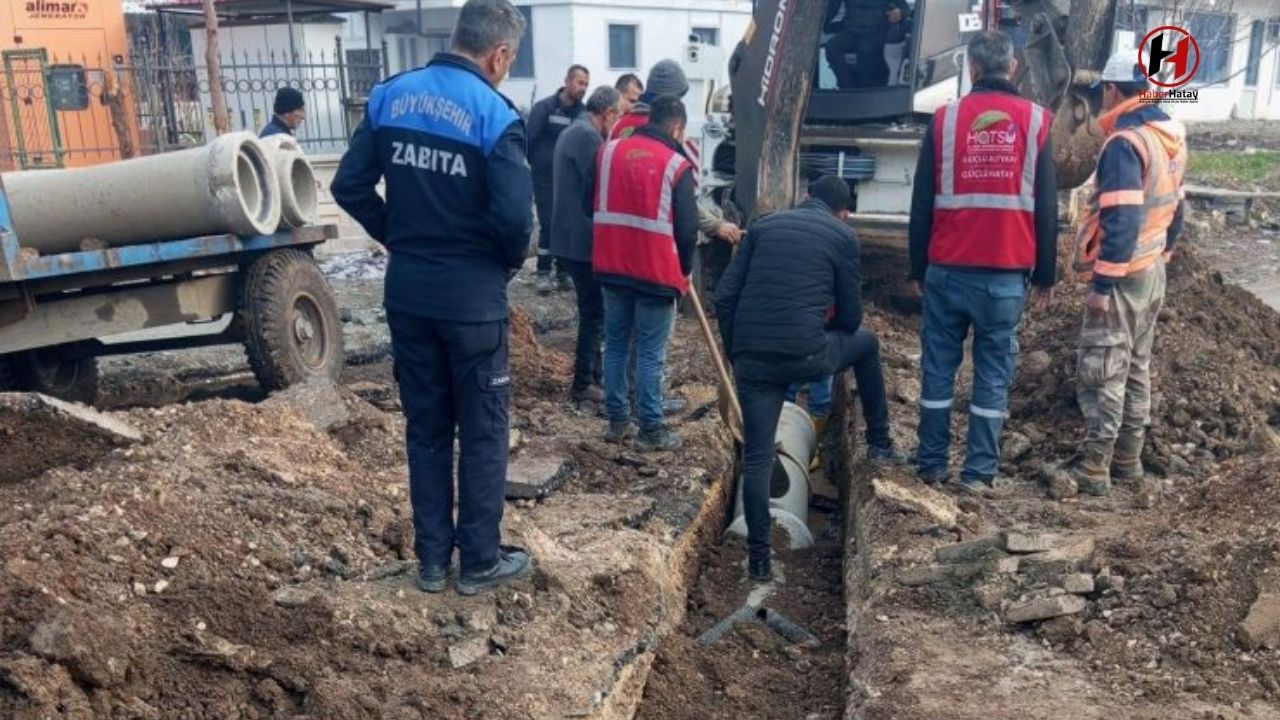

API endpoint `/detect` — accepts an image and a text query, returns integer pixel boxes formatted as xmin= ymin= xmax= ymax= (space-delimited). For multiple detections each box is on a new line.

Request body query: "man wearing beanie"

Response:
xmin=262 ymin=87 xmax=306 ymax=138
xmin=610 ymin=60 xmax=743 ymax=269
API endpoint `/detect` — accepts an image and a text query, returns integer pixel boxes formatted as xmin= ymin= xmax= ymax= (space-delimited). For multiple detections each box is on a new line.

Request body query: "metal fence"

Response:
xmin=0 ymin=39 xmax=386 ymax=172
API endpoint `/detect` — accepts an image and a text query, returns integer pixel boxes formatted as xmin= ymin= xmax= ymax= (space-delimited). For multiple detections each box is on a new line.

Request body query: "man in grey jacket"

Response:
xmin=551 ymin=86 xmax=622 ymax=403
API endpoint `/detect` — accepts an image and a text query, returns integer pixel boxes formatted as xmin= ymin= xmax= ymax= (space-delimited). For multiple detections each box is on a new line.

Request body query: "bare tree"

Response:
xmin=201 ymin=0 xmax=229 ymax=135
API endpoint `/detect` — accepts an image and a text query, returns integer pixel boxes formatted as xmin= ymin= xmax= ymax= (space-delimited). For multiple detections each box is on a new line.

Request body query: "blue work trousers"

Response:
xmin=916 ymin=266 xmax=1026 ymax=481
xmin=388 ymin=311 xmax=510 ymax=575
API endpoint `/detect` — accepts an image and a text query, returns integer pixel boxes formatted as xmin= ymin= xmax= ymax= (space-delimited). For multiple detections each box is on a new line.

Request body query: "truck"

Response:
xmin=695 ymin=0 xmax=1122 ymax=239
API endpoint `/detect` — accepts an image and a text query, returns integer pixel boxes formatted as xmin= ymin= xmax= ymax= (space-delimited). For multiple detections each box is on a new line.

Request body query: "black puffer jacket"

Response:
xmin=715 ymin=198 xmax=862 ymax=378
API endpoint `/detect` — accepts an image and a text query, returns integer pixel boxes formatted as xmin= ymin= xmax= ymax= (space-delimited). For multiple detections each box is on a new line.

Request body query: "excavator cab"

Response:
xmin=715 ymin=0 xmax=1082 ymax=228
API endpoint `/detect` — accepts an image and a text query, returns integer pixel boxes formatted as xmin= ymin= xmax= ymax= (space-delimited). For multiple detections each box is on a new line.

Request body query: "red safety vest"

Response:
xmin=928 ymin=92 xmax=1051 ymax=270
xmin=592 ymin=133 xmax=692 ymax=295
xmin=610 ymin=110 xmax=647 ymax=140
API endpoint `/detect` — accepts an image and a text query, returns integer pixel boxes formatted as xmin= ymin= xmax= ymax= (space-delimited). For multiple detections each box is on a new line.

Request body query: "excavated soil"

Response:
xmin=844 ymin=224 xmax=1280 ymax=718
xmin=0 ymin=289 xmax=739 ymax=720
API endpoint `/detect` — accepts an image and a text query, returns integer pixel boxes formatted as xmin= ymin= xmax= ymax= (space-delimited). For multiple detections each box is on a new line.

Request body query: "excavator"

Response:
xmin=699 ymin=0 xmax=1123 ymax=238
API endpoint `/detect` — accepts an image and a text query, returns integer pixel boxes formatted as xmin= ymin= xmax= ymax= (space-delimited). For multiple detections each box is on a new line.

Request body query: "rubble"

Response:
xmin=1238 ymin=577 xmax=1280 ymax=650
xmin=1005 ymin=595 xmax=1088 ymax=624
xmin=0 ymin=392 xmax=141 ymax=482
xmin=871 ymin=476 xmax=960 ymax=529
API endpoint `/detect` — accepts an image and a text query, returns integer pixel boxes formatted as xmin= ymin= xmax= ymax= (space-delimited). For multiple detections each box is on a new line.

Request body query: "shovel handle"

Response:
xmin=686 ymin=284 xmax=744 ymax=441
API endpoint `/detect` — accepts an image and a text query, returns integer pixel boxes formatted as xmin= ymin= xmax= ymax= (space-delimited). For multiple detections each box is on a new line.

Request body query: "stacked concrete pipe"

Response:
xmin=728 ymin=401 xmax=818 ymax=549
xmin=260 ymin=134 xmax=319 ymax=228
xmin=1 ymin=131 xmax=280 ymax=255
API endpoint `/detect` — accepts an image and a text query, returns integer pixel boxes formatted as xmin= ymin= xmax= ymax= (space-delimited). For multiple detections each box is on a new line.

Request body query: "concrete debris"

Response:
xmin=872 ymin=477 xmax=960 ymax=530
xmin=1061 ymin=573 xmax=1096 ymax=595
xmin=505 ymin=455 xmax=573 ymax=500
xmin=1002 ymin=432 xmax=1032 ymax=462
xmin=1019 ymin=537 xmax=1096 ymax=573
xmin=29 ymin=612 xmax=131 ymax=688
xmin=262 ymin=378 xmax=366 ymax=432
xmin=1239 ymin=580 xmax=1280 ymax=649
xmin=897 ymin=563 xmax=983 ymax=587
xmin=0 ymin=392 xmax=141 ymax=483
xmin=1001 ymin=531 xmax=1061 ymax=554
xmin=1020 ymin=350 xmax=1053 ymax=377
xmin=1247 ymin=425 xmax=1280 ymax=455
xmin=448 ymin=636 xmax=491 ymax=669
xmin=934 ymin=537 xmax=1002 ymax=564
xmin=1005 ymin=594 xmax=1088 ymax=624
xmin=273 ymin=585 xmax=322 ymax=608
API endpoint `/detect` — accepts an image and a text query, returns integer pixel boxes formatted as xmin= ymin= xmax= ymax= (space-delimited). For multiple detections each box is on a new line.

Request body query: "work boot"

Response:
xmin=416 ymin=564 xmax=449 ymax=594
xmin=1071 ymin=442 xmax=1114 ymax=497
xmin=457 ymin=546 xmax=532 ymax=596
xmin=535 ymin=273 xmax=555 ymax=296
xmin=748 ymin=553 xmax=772 ymax=582
xmin=571 ymin=384 xmax=606 ymax=404
xmin=1111 ymin=431 xmax=1146 ymax=482
xmin=917 ymin=466 xmax=951 ymax=486
xmin=604 ymin=420 xmax=636 ymax=444
xmin=636 ymin=426 xmax=683 ymax=452
xmin=868 ymin=442 xmax=910 ymax=466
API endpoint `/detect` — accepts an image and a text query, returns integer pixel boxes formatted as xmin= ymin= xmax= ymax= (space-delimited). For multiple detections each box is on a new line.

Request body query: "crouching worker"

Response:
xmin=715 ymin=176 xmax=906 ymax=581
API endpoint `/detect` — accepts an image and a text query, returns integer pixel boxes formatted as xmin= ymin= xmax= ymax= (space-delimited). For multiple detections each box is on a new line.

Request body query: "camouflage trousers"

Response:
xmin=1076 ymin=262 xmax=1167 ymax=449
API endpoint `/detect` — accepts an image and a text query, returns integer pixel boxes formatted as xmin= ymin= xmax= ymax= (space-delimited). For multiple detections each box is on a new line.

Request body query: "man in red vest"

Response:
xmin=907 ymin=30 xmax=1058 ymax=495
xmin=593 ymin=96 xmax=698 ymax=452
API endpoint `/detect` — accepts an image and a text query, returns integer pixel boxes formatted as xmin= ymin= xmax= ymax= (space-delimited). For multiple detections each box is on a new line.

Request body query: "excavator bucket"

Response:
xmin=727 ymin=0 xmax=829 ymax=224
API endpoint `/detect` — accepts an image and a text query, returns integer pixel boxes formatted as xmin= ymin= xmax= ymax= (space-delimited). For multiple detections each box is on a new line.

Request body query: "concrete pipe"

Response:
xmin=1 ymin=131 xmax=280 ymax=255
xmin=728 ymin=402 xmax=818 ymax=549
xmin=261 ymin=135 xmax=319 ymax=228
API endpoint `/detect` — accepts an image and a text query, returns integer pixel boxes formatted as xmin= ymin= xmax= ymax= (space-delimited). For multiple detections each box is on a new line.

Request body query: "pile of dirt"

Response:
xmin=1006 ymin=246 xmax=1280 ymax=479
xmin=510 ymin=306 xmax=573 ymax=399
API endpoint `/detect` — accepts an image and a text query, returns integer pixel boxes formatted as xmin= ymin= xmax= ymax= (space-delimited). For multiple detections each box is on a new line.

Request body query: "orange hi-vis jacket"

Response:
xmin=1073 ymin=97 xmax=1187 ymax=286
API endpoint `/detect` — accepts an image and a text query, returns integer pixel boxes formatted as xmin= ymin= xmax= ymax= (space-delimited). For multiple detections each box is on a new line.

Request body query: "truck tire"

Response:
xmin=240 ymin=248 xmax=345 ymax=392
xmin=9 ymin=348 xmax=99 ymax=404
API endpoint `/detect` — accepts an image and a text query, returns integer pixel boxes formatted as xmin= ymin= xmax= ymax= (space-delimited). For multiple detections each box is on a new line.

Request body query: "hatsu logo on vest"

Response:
xmin=25 ymin=0 xmax=90 ymax=19
xmin=966 ymin=110 xmax=1018 ymax=147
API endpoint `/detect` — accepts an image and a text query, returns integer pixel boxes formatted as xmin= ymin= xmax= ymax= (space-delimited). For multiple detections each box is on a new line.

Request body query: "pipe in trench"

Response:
xmin=727 ymin=401 xmax=818 ymax=549
xmin=1 ymin=132 xmax=281 ymax=255
xmin=260 ymin=135 xmax=319 ymax=228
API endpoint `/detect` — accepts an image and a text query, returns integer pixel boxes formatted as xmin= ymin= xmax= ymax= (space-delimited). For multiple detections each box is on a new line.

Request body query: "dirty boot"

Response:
xmin=604 ymin=420 xmax=636 ymax=444
xmin=457 ymin=546 xmax=532 ymax=596
xmin=1111 ymin=431 xmax=1146 ymax=482
xmin=1071 ymin=443 xmax=1113 ymax=497
xmin=636 ymin=426 xmax=683 ymax=453
xmin=748 ymin=552 xmax=772 ymax=582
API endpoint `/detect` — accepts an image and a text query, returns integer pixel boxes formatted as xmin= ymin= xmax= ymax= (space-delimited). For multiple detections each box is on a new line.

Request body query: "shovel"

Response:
xmin=686 ymin=284 xmax=744 ymax=444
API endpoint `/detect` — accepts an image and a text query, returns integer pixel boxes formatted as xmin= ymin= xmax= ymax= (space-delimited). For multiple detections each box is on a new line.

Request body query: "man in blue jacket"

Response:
xmin=331 ymin=0 xmax=533 ymax=596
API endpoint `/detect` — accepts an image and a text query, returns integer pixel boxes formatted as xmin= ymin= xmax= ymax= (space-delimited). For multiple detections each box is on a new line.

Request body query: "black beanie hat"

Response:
xmin=274 ymin=87 xmax=305 ymax=115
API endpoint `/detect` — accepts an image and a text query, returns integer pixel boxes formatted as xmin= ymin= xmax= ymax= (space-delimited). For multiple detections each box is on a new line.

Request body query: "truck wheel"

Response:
xmin=10 ymin=348 xmax=99 ymax=404
xmin=240 ymin=248 xmax=345 ymax=392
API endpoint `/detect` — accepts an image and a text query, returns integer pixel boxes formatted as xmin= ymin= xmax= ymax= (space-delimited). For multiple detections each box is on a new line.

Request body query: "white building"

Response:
xmin=378 ymin=0 xmax=752 ymax=111
xmin=1123 ymin=0 xmax=1280 ymax=121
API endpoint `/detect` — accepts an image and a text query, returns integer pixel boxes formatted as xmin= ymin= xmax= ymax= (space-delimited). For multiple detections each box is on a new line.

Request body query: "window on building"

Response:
xmin=609 ymin=24 xmax=638 ymax=69
xmin=1184 ymin=11 xmax=1234 ymax=86
xmin=691 ymin=27 xmax=719 ymax=46
xmin=1246 ymin=20 xmax=1264 ymax=87
xmin=511 ymin=6 xmax=535 ymax=78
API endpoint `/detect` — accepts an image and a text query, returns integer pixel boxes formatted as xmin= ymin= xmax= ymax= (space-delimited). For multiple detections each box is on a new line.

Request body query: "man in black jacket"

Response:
xmin=551 ymin=85 xmax=622 ymax=404
xmin=528 ymin=64 xmax=590 ymax=294
xmin=716 ymin=176 xmax=904 ymax=581
xmin=331 ymin=0 xmax=533 ymax=596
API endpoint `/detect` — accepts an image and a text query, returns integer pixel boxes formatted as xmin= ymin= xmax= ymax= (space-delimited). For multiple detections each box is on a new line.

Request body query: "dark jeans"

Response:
xmin=388 ymin=311 xmax=511 ymax=575
xmin=562 ymin=258 xmax=603 ymax=393
xmin=736 ymin=328 xmax=890 ymax=559
xmin=826 ymin=29 xmax=889 ymax=89
xmin=602 ymin=286 xmax=676 ymax=430
xmin=533 ymin=183 xmax=557 ymax=274
xmin=916 ymin=266 xmax=1026 ymax=481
